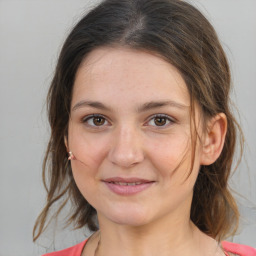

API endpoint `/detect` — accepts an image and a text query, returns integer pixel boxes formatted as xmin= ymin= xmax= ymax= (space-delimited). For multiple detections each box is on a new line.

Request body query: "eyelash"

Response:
xmin=81 ymin=114 xmax=175 ymax=129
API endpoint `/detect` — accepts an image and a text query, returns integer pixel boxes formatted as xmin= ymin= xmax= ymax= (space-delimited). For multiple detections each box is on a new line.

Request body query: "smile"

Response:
xmin=103 ymin=177 xmax=155 ymax=195
xmin=108 ymin=181 xmax=145 ymax=186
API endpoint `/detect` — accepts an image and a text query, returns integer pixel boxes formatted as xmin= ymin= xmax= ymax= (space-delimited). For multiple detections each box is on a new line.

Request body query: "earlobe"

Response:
xmin=200 ymin=113 xmax=227 ymax=166
xmin=68 ymin=151 xmax=75 ymax=160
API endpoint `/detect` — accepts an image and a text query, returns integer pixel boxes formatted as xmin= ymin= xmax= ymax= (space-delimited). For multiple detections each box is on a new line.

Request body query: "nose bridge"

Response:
xmin=108 ymin=123 xmax=144 ymax=168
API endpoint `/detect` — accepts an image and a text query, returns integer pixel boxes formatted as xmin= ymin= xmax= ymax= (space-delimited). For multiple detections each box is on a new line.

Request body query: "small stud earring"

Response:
xmin=68 ymin=151 xmax=74 ymax=160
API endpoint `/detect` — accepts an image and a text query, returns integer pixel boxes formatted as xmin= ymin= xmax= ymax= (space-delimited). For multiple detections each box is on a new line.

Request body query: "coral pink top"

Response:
xmin=42 ymin=240 xmax=256 ymax=256
xmin=222 ymin=241 xmax=256 ymax=256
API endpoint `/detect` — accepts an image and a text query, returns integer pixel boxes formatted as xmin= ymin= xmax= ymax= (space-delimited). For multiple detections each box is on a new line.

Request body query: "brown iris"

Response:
xmin=93 ymin=116 xmax=105 ymax=126
xmin=154 ymin=117 xmax=167 ymax=126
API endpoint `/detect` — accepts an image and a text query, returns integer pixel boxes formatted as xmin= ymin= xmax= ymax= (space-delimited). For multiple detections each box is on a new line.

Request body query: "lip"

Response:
xmin=102 ymin=177 xmax=155 ymax=196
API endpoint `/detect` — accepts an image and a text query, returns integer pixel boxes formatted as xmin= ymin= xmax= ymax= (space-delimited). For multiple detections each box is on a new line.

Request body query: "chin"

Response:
xmin=100 ymin=205 xmax=153 ymax=227
xmin=111 ymin=216 xmax=151 ymax=227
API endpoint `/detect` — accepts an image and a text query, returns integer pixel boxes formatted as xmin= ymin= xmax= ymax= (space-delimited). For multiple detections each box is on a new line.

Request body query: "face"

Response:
xmin=67 ymin=47 xmax=205 ymax=228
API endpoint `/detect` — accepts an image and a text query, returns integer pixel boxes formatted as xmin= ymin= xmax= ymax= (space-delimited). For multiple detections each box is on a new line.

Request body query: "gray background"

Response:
xmin=0 ymin=0 xmax=255 ymax=255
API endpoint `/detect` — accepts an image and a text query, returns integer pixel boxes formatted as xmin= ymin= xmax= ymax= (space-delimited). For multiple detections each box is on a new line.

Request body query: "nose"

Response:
xmin=108 ymin=126 xmax=145 ymax=168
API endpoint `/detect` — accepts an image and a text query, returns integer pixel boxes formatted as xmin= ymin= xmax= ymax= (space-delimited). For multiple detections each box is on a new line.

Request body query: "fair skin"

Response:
xmin=66 ymin=47 xmax=227 ymax=256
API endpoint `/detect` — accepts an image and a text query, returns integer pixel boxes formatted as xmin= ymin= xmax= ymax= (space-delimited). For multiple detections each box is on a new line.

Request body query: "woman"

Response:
xmin=33 ymin=0 xmax=256 ymax=255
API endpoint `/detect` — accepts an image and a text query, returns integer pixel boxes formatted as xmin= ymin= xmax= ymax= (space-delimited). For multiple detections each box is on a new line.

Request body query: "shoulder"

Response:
xmin=41 ymin=240 xmax=87 ymax=256
xmin=222 ymin=241 xmax=256 ymax=256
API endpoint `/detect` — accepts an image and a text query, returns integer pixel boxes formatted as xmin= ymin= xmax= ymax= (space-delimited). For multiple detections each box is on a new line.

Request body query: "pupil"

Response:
xmin=155 ymin=117 xmax=166 ymax=126
xmin=93 ymin=117 xmax=104 ymax=126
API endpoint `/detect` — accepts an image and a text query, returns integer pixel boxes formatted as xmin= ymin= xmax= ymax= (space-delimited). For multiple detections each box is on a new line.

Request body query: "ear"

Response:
xmin=64 ymin=136 xmax=69 ymax=152
xmin=200 ymin=113 xmax=227 ymax=166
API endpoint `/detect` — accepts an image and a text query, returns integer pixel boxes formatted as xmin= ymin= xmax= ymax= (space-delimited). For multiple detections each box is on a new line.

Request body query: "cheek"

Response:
xmin=68 ymin=125 xmax=110 ymax=169
xmin=149 ymin=133 xmax=191 ymax=176
xmin=71 ymin=161 xmax=101 ymax=209
xmin=69 ymin=132 xmax=108 ymax=206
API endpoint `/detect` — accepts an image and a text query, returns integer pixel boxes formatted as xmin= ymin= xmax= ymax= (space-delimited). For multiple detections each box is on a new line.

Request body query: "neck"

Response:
xmin=95 ymin=213 xmax=218 ymax=256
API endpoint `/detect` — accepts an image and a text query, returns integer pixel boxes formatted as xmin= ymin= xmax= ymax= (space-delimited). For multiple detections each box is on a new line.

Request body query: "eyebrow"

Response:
xmin=72 ymin=100 xmax=189 ymax=112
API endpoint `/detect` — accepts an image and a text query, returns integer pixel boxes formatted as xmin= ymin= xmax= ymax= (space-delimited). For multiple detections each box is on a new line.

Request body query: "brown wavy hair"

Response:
xmin=33 ymin=0 xmax=243 ymax=242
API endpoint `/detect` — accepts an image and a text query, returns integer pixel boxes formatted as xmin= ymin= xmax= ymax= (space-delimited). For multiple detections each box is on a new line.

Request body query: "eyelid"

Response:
xmin=82 ymin=114 xmax=110 ymax=128
xmin=145 ymin=114 xmax=176 ymax=128
xmin=81 ymin=113 xmax=176 ymax=129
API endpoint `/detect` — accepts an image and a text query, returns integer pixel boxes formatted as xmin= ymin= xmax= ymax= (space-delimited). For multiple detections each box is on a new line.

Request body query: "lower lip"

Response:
xmin=104 ymin=182 xmax=154 ymax=195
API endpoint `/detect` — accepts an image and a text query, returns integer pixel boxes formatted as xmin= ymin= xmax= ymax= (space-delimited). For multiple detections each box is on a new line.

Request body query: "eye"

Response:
xmin=147 ymin=114 xmax=174 ymax=128
xmin=82 ymin=114 xmax=109 ymax=128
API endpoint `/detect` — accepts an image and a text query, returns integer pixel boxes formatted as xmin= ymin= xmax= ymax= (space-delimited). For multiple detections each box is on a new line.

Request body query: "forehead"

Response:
xmin=72 ymin=47 xmax=190 ymax=109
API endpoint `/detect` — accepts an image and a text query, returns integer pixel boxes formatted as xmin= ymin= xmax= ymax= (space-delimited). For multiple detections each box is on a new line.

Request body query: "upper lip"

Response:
xmin=103 ymin=177 xmax=154 ymax=183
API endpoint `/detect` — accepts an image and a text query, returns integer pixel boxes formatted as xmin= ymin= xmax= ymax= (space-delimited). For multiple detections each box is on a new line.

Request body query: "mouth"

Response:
xmin=107 ymin=181 xmax=148 ymax=186
xmin=102 ymin=177 xmax=155 ymax=195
